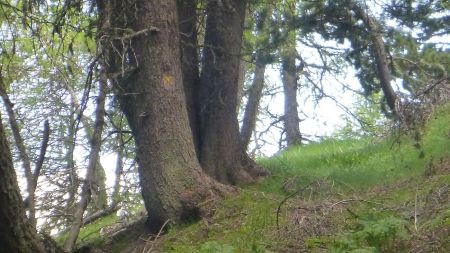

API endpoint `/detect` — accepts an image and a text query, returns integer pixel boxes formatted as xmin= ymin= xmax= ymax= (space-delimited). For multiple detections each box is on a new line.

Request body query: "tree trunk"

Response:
xmin=111 ymin=119 xmax=124 ymax=208
xmin=98 ymin=0 xmax=233 ymax=232
xmin=281 ymin=44 xmax=302 ymax=146
xmin=65 ymin=83 xmax=108 ymax=212
xmin=177 ymin=0 xmax=201 ymax=154
xmin=90 ymin=161 xmax=108 ymax=212
xmin=353 ymin=4 xmax=398 ymax=116
xmin=64 ymin=100 xmax=79 ymax=216
xmin=63 ymin=74 xmax=107 ymax=252
xmin=236 ymin=59 xmax=247 ymax=112
xmin=0 ymin=82 xmax=38 ymax=227
xmin=240 ymin=57 xmax=266 ymax=151
xmin=199 ymin=0 xmax=261 ymax=184
xmin=0 ymin=111 xmax=46 ymax=253
xmin=82 ymin=116 xmax=125 ymax=226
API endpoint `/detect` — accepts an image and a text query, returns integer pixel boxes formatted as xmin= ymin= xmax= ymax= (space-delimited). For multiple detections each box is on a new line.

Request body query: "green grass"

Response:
xmin=163 ymin=190 xmax=279 ymax=253
xmin=55 ymin=214 xmax=119 ymax=247
xmin=162 ymin=104 xmax=450 ymax=252
xmin=257 ymin=105 xmax=450 ymax=194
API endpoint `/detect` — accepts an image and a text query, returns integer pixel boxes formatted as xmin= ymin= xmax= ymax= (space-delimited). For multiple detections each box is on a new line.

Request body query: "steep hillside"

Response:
xmin=68 ymin=106 xmax=450 ymax=253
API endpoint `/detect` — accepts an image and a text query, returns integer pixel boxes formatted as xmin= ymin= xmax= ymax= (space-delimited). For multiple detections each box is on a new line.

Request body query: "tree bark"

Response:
xmin=63 ymin=74 xmax=107 ymax=252
xmin=98 ymin=0 xmax=233 ymax=232
xmin=0 ymin=111 xmax=46 ymax=253
xmin=199 ymin=0 xmax=261 ymax=184
xmin=281 ymin=44 xmax=302 ymax=146
xmin=353 ymin=4 xmax=398 ymax=116
xmin=240 ymin=57 xmax=266 ymax=151
xmin=177 ymin=0 xmax=201 ymax=154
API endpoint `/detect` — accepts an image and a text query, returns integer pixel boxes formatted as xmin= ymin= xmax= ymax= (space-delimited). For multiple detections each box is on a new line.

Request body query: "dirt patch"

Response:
xmin=424 ymin=156 xmax=450 ymax=177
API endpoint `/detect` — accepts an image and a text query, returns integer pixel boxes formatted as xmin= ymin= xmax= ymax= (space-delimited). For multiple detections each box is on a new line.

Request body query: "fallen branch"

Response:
xmin=82 ymin=205 xmax=120 ymax=226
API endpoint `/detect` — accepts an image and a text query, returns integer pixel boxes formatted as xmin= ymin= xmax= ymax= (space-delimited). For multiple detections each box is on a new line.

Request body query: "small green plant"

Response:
xmin=332 ymin=215 xmax=408 ymax=252
xmin=198 ymin=241 xmax=234 ymax=253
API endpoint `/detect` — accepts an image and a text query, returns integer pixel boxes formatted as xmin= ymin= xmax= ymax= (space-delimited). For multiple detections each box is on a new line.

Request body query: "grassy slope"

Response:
xmin=162 ymin=105 xmax=450 ymax=253
xmin=71 ymin=105 xmax=450 ymax=252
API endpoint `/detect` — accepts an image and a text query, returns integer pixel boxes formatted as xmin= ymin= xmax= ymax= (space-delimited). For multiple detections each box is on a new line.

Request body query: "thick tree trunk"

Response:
xmin=353 ymin=4 xmax=398 ymax=116
xmin=199 ymin=0 xmax=262 ymax=184
xmin=63 ymin=75 xmax=107 ymax=252
xmin=99 ymin=0 xmax=233 ymax=232
xmin=0 ymin=111 xmax=46 ymax=253
xmin=177 ymin=0 xmax=201 ymax=154
xmin=240 ymin=57 xmax=266 ymax=151
xmin=281 ymin=44 xmax=302 ymax=146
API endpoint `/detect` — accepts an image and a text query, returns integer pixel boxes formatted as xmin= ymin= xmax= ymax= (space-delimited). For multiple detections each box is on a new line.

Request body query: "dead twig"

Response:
xmin=143 ymin=219 xmax=170 ymax=253
xmin=276 ymin=181 xmax=317 ymax=234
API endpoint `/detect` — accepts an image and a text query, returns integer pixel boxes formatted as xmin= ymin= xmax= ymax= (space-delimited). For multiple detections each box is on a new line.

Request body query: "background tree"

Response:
xmin=198 ymin=0 xmax=266 ymax=183
xmin=0 ymin=110 xmax=46 ymax=253
xmin=297 ymin=0 xmax=399 ymax=115
xmin=240 ymin=3 xmax=275 ymax=151
xmin=279 ymin=0 xmax=303 ymax=146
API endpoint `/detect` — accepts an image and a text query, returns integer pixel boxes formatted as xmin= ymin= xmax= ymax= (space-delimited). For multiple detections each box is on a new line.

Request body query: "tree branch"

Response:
xmin=33 ymin=119 xmax=50 ymax=190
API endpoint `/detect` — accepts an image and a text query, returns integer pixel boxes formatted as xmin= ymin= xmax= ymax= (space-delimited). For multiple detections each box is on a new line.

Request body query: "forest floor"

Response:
xmin=70 ymin=106 xmax=450 ymax=253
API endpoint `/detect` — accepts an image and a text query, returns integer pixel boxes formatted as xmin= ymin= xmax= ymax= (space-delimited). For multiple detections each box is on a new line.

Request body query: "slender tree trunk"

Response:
xmin=90 ymin=161 xmax=108 ymax=212
xmin=83 ymin=115 xmax=126 ymax=226
xmin=353 ymin=4 xmax=398 ymax=115
xmin=98 ymin=0 xmax=233 ymax=232
xmin=281 ymin=44 xmax=302 ymax=146
xmin=177 ymin=0 xmax=201 ymax=154
xmin=111 ymin=117 xmax=124 ymax=208
xmin=236 ymin=59 xmax=247 ymax=112
xmin=199 ymin=0 xmax=265 ymax=184
xmin=0 ymin=86 xmax=36 ymax=227
xmin=0 ymin=111 xmax=46 ymax=253
xmin=65 ymin=83 xmax=108 ymax=212
xmin=64 ymin=101 xmax=79 ymax=215
xmin=240 ymin=57 xmax=266 ymax=151
xmin=63 ymin=74 xmax=107 ymax=252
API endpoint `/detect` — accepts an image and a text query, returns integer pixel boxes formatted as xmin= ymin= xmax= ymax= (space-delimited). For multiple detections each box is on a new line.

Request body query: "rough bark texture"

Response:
xmin=0 ymin=111 xmax=46 ymax=253
xmin=199 ymin=0 xmax=255 ymax=184
xmin=99 ymin=0 xmax=233 ymax=232
xmin=240 ymin=57 xmax=266 ymax=151
xmin=281 ymin=44 xmax=302 ymax=146
xmin=177 ymin=0 xmax=201 ymax=154
xmin=353 ymin=4 xmax=398 ymax=115
xmin=63 ymin=76 xmax=107 ymax=252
